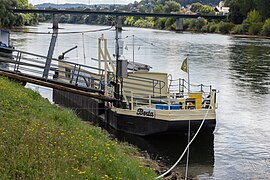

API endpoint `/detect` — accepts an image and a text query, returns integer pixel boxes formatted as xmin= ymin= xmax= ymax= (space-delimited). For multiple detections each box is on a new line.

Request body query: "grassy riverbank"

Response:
xmin=0 ymin=77 xmax=156 ymax=179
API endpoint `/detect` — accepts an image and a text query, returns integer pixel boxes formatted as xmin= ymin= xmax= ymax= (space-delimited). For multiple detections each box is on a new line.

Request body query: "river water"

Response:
xmin=12 ymin=23 xmax=270 ymax=179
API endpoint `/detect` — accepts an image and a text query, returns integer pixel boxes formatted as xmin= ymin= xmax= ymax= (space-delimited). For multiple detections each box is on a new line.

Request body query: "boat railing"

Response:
xmin=123 ymin=89 xmax=216 ymax=111
xmin=123 ymin=74 xmax=166 ymax=97
xmin=0 ymin=48 xmax=110 ymax=93
xmin=168 ymin=77 xmax=212 ymax=95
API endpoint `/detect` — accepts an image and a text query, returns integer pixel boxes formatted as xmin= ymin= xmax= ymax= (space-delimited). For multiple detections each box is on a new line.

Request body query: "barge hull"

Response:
xmin=53 ymin=89 xmax=216 ymax=136
xmin=105 ymin=109 xmax=215 ymax=136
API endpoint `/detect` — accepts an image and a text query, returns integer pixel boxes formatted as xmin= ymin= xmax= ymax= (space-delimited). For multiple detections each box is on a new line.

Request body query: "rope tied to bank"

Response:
xmin=155 ymin=96 xmax=214 ymax=179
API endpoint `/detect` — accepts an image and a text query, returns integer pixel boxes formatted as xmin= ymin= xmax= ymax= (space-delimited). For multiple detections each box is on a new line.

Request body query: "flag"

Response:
xmin=181 ymin=57 xmax=188 ymax=73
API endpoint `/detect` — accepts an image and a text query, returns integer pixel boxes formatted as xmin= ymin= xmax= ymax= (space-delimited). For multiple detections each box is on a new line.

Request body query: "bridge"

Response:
xmin=12 ymin=8 xmax=227 ymax=31
xmin=11 ymin=9 xmax=226 ymax=20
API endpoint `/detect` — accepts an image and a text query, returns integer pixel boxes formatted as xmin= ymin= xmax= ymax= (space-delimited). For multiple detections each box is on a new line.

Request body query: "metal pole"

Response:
xmin=187 ymin=57 xmax=190 ymax=94
xmin=132 ymin=35 xmax=134 ymax=62
xmin=43 ymin=13 xmax=58 ymax=79
xmin=115 ymin=16 xmax=120 ymax=107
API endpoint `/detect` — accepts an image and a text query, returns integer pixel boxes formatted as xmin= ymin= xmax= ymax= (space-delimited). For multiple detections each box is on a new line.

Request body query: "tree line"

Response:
xmin=2 ymin=0 xmax=270 ymax=36
xmin=0 ymin=0 xmax=38 ymax=28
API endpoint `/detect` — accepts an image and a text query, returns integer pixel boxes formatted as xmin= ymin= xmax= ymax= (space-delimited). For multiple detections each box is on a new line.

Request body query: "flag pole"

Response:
xmin=187 ymin=56 xmax=190 ymax=94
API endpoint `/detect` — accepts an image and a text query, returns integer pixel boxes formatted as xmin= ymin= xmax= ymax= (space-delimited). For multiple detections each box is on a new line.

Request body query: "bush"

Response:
xmin=201 ymin=24 xmax=210 ymax=32
xmin=261 ymin=18 xmax=270 ymax=36
xmin=231 ymin=24 xmax=245 ymax=34
xmin=248 ymin=22 xmax=263 ymax=35
xmin=134 ymin=18 xmax=154 ymax=28
xmin=195 ymin=17 xmax=207 ymax=31
xmin=165 ymin=18 xmax=175 ymax=30
xmin=188 ymin=19 xmax=196 ymax=30
xmin=156 ymin=18 xmax=167 ymax=29
xmin=209 ymin=23 xmax=218 ymax=33
xmin=217 ymin=21 xmax=235 ymax=34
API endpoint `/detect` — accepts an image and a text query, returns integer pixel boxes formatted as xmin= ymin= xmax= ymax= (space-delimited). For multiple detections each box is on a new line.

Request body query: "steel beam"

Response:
xmin=11 ymin=9 xmax=227 ymax=20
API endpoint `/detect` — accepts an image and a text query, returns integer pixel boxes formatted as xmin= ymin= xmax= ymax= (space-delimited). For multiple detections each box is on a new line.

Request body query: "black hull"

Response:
xmin=53 ymin=89 xmax=216 ymax=136
xmin=105 ymin=109 xmax=216 ymax=136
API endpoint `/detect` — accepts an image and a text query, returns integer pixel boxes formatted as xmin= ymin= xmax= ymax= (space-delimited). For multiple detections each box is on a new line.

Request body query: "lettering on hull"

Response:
xmin=136 ymin=108 xmax=155 ymax=118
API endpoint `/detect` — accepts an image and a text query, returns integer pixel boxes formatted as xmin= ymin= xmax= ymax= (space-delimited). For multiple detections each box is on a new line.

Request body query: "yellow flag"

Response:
xmin=181 ymin=57 xmax=188 ymax=73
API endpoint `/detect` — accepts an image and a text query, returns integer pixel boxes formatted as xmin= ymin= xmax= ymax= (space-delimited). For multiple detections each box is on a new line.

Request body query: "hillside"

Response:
xmin=35 ymin=0 xmax=221 ymax=10
xmin=0 ymin=76 xmax=157 ymax=179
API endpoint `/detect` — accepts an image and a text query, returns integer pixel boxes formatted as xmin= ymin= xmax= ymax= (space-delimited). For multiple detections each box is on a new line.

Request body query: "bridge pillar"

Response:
xmin=52 ymin=13 xmax=59 ymax=29
xmin=115 ymin=16 xmax=123 ymax=32
xmin=176 ymin=18 xmax=184 ymax=32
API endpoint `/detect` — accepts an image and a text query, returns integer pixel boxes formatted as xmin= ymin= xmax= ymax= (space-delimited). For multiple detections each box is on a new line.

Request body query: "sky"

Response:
xmin=29 ymin=0 xmax=136 ymax=5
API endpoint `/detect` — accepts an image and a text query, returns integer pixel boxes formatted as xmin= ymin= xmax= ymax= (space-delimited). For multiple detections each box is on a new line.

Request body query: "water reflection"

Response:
xmin=228 ymin=37 xmax=270 ymax=94
xmin=108 ymin=128 xmax=214 ymax=177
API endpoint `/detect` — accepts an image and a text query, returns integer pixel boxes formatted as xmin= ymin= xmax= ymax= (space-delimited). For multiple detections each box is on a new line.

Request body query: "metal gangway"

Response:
xmin=0 ymin=48 xmax=116 ymax=102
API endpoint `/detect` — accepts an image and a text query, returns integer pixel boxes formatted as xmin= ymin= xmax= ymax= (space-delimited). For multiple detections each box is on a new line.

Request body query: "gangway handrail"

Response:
xmin=0 ymin=47 xmax=107 ymax=73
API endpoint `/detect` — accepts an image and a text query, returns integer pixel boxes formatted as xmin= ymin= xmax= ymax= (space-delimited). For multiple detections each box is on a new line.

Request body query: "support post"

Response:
xmin=43 ymin=13 xmax=59 ymax=79
xmin=115 ymin=16 xmax=123 ymax=107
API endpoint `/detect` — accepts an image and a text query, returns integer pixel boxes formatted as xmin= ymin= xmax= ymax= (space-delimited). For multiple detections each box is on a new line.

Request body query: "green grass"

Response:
xmin=0 ymin=77 xmax=157 ymax=179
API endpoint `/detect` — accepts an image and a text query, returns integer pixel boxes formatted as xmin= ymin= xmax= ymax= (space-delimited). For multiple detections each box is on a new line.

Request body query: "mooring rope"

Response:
xmin=155 ymin=96 xmax=213 ymax=179
xmin=185 ymin=120 xmax=191 ymax=180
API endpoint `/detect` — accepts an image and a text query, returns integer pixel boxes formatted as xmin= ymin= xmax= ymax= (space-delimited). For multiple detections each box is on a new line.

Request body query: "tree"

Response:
xmin=261 ymin=18 xmax=270 ymax=36
xmin=0 ymin=0 xmax=38 ymax=28
xmin=153 ymin=5 xmax=164 ymax=13
xmin=190 ymin=2 xmax=214 ymax=15
xmin=253 ymin=0 xmax=270 ymax=20
xmin=190 ymin=2 xmax=203 ymax=13
xmin=245 ymin=9 xmax=262 ymax=24
xmin=0 ymin=0 xmax=18 ymax=27
xmin=227 ymin=0 xmax=245 ymax=24
xmin=164 ymin=1 xmax=181 ymax=13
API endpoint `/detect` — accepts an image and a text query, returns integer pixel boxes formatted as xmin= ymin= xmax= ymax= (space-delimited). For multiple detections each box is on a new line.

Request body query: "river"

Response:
xmin=11 ymin=23 xmax=270 ymax=179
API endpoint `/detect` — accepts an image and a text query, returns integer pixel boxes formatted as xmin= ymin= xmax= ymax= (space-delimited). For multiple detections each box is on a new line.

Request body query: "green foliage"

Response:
xmin=195 ymin=17 xmax=207 ymax=31
xmin=216 ymin=21 xmax=235 ymax=34
xmin=0 ymin=0 xmax=38 ymax=28
xmin=187 ymin=19 xmax=196 ymax=30
xmin=190 ymin=2 xmax=214 ymax=15
xmin=228 ymin=0 xmax=270 ymax=24
xmin=156 ymin=18 xmax=167 ymax=29
xmin=0 ymin=0 xmax=18 ymax=27
xmin=183 ymin=18 xmax=207 ymax=31
xmin=240 ymin=10 xmax=262 ymax=35
xmin=253 ymin=0 xmax=270 ymax=20
xmin=248 ymin=22 xmax=263 ymax=35
xmin=245 ymin=10 xmax=262 ymax=24
xmin=163 ymin=1 xmax=181 ymax=13
xmin=261 ymin=18 xmax=270 ymax=36
xmin=124 ymin=16 xmax=136 ymax=26
xmin=153 ymin=4 xmax=164 ymax=13
xmin=0 ymin=77 xmax=157 ymax=179
xmin=134 ymin=17 xmax=154 ymax=28
xmin=165 ymin=18 xmax=176 ymax=30
xmin=209 ymin=23 xmax=218 ymax=33
xmin=231 ymin=24 xmax=246 ymax=34
xmin=190 ymin=2 xmax=203 ymax=13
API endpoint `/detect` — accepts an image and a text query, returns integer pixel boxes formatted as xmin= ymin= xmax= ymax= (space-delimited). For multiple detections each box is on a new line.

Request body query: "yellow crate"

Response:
xmin=189 ymin=92 xmax=203 ymax=109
